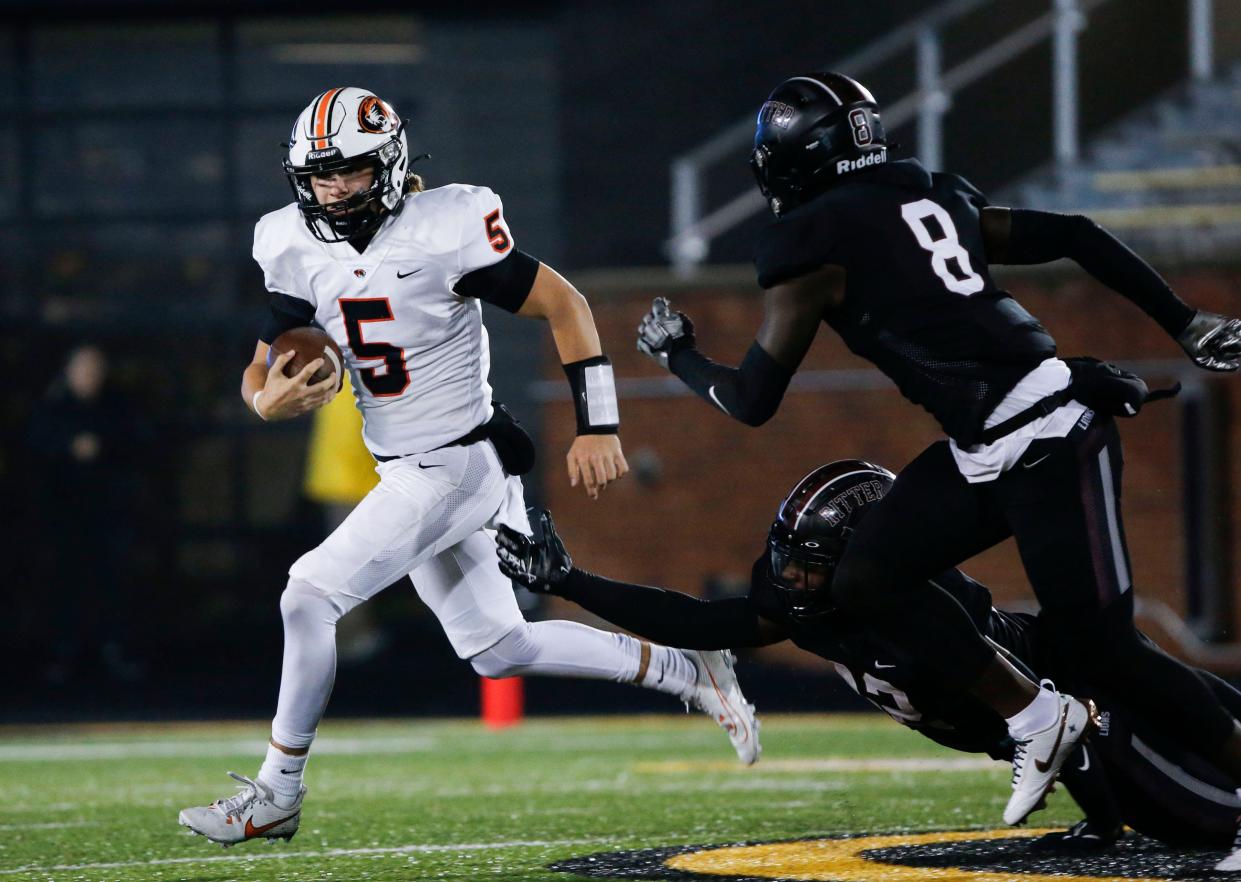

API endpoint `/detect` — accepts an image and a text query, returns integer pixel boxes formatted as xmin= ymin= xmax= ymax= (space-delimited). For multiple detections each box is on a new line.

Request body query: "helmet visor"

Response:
xmin=768 ymin=538 xmax=837 ymax=619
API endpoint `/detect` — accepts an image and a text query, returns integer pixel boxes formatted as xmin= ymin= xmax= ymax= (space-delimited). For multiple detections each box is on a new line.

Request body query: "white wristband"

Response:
xmin=251 ymin=389 xmax=268 ymax=421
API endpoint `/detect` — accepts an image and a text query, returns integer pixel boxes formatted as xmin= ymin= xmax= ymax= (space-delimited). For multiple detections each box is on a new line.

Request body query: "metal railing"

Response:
xmin=667 ymin=0 xmax=1215 ymax=274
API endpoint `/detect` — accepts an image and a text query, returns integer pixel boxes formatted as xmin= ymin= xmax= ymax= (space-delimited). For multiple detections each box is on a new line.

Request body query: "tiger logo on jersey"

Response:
xmin=358 ymin=96 xmax=397 ymax=134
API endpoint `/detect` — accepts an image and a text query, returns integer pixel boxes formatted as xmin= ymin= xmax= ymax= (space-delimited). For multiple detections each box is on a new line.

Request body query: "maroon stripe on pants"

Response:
xmin=1076 ymin=421 xmax=1117 ymax=609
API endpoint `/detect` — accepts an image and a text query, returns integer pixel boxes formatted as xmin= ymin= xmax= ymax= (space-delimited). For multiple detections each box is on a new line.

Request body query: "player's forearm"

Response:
xmin=1004 ymin=209 xmax=1194 ymax=337
xmin=521 ymin=263 xmax=602 ymax=362
xmin=557 ymin=568 xmax=764 ymax=649
xmin=668 ymin=341 xmax=792 ymax=427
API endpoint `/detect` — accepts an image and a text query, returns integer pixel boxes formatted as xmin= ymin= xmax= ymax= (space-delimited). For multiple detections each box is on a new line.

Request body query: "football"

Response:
xmin=268 ymin=326 xmax=344 ymax=392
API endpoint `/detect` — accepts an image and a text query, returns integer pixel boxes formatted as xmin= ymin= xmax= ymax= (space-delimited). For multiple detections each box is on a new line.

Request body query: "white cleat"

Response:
xmin=1216 ymin=819 xmax=1241 ymax=872
xmin=684 ymin=649 xmax=761 ymax=765
xmin=178 ymin=772 xmax=304 ymax=847
xmin=1004 ymin=692 xmax=1097 ymax=825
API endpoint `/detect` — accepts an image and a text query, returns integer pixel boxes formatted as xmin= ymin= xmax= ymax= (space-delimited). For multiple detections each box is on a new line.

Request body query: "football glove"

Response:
xmin=636 ymin=297 xmax=695 ymax=370
xmin=496 ymin=509 xmax=572 ymax=594
xmin=1178 ymin=310 xmax=1241 ymax=372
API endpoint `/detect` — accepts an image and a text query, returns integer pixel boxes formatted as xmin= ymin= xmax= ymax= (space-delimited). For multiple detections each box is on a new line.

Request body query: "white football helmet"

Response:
xmin=284 ymin=87 xmax=411 ymax=242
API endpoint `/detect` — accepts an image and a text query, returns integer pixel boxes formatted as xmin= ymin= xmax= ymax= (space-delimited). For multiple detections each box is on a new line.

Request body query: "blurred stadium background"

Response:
xmin=3 ymin=0 xmax=1240 ymax=726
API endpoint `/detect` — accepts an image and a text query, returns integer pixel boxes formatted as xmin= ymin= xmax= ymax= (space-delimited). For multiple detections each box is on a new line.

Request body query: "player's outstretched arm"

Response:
xmin=241 ymin=340 xmax=336 ymax=421
xmin=497 ymin=511 xmax=784 ymax=649
xmin=517 ymin=264 xmax=628 ymax=499
xmin=636 ymin=267 xmax=838 ymax=425
xmin=981 ymin=206 xmax=1241 ymax=371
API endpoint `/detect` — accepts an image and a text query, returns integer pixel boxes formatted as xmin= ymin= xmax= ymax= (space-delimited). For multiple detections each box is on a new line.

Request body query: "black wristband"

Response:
xmin=563 ymin=355 xmax=619 ymax=435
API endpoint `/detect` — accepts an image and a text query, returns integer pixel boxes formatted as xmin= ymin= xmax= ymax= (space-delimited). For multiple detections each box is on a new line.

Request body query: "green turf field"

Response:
xmin=0 ymin=713 xmax=1085 ymax=882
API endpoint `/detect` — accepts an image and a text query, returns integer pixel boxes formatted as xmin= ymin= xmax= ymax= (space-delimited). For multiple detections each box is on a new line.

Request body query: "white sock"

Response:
xmin=1006 ymin=685 xmax=1061 ymax=740
xmin=469 ymin=622 xmax=697 ymax=700
xmin=269 ymin=580 xmax=341 ymax=755
xmin=258 ymin=743 xmax=307 ymax=807
xmin=633 ymin=641 xmax=699 ymax=700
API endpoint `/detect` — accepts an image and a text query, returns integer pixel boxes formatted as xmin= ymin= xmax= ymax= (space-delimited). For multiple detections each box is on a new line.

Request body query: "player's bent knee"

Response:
xmin=469 ymin=648 xmax=520 ymax=679
xmin=279 ymin=578 xmax=344 ymax=629
xmin=468 ymin=623 xmax=535 ymax=678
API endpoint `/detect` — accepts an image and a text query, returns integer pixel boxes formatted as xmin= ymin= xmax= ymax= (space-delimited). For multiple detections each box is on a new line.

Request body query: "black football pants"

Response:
xmin=1063 ymin=671 xmax=1241 ymax=847
xmin=832 ymin=413 xmax=1238 ymax=759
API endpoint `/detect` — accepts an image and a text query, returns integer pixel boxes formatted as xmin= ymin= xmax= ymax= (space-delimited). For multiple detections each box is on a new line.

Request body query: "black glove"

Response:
xmin=1178 ymin=310 xmax=1241 ymax=372
xmin=496 ymin=509 xmax=572 ymax=594
xmin=636 ymin=296 xmax=695 ymax=370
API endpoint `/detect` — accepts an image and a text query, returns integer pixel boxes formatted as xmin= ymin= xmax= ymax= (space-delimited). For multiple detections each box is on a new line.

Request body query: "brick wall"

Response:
xmin=535 ymin=265 xmax=1241 ymax=661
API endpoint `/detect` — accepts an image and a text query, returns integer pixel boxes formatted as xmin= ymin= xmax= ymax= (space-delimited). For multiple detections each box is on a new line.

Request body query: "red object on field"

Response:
xmin=481 ymin=676 xmax=524 ymax=728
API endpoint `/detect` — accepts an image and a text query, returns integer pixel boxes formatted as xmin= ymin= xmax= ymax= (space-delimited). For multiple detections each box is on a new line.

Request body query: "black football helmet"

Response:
xmin=750 ymin=72 xmax=888 ymax=215
xmin=767 ymin=459 xmax=895 ymax=620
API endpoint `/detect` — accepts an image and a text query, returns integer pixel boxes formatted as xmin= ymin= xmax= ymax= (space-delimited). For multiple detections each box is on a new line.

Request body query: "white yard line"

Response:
xmin=0 ymin=736 xmax=437 ymax=762
xmin=0 ymin=836 xmax=614 ymax=876
xmin=0 ymin=821 xmax=96 ymax=831
xmin=634 ymin=757 xmax=1000 ymax=773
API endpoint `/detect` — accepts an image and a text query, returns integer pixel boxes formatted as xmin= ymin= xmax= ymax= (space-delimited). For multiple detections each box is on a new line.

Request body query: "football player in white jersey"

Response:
xmin=178 ymin=87 xmax=760 ymax=847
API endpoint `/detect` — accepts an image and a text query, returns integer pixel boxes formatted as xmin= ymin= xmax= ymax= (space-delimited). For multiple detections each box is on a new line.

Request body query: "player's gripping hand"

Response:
xmin=1178 ymin=310 xmax=1241 ymax=372
xmin=636 ymin=296 xmax=695 ymax=370
xmin=496 ymin=509 xmax=572 ymax=593
xmin=567 ymin=434 xmax=628 ymax=500
xmin=256 ymin=350 xmax=338 ymax=420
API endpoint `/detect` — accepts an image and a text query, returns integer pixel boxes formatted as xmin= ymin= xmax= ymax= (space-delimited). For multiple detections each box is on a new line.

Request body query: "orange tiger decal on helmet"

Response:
xmin=358 ymin=96 xmax=397 ymax=134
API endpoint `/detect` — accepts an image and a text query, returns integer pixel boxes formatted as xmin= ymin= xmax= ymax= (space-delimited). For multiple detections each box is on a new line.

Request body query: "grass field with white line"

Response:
xmin=0 ymin=714 xmax=1076 ymax=882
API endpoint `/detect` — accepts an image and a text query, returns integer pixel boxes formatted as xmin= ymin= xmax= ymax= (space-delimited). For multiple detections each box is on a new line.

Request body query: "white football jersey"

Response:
xmin=253 ymin=184 xmax=517 ymax=457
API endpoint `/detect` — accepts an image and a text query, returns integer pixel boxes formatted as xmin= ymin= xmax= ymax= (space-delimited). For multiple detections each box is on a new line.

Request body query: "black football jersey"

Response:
xmin=748 ymin=556 xmax=1035 ymax=757
xmin=753 ymin=159 xmax=1057 ymax=446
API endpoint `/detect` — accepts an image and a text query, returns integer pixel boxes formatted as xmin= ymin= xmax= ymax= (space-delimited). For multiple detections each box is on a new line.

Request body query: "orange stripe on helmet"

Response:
xmin=313 ymin=87 xmax=344 ymax=150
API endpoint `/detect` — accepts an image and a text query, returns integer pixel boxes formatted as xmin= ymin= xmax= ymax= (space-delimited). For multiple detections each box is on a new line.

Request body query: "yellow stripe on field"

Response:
xmin=667 ymin=829 xmax=1167 ymax=881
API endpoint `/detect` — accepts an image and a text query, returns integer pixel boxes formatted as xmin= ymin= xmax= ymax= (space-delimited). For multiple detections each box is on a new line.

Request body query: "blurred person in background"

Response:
xmin=302 ymin=372 xmax=386 ymax=664
xmin=27 ymin=344 xmax=145 ymax=686
xmin=178 ymin=86 xmax=757 ymax=848
xmin=635 ymin=70 xmax=1241 ymax=868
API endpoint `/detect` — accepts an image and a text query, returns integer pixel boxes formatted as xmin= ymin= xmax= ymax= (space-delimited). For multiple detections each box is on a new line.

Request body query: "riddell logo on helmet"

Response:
xmin=306 ymin=148 xmax=342 ymax=162
xmin=836 ymin=148 xmax=887 ymax=175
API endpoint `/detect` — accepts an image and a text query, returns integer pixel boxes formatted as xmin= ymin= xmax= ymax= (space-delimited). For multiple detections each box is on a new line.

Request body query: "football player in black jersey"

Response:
xmin=497 ymin=461 xmax=1241 ymax=853
xmin=634 ymin=72 xmax=1241 ymax=869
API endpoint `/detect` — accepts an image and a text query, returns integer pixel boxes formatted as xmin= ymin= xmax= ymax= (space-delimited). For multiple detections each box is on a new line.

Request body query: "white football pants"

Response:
xmin=270 ymin=440 xmax=685 ymax=749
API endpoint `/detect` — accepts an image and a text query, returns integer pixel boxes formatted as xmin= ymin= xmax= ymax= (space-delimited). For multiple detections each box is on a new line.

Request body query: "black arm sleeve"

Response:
xmin=259 ymin=292 xmax=316 ymax=344
xmin=667 ymin=340 xmax=793 ymax=427
xmin=452 ymin=248 xmax=540 ymax=314
xmin=556 ymin=567 xmax=765 ymax=649
xmin=1003 ymin=209 xmax=1195 ymax=337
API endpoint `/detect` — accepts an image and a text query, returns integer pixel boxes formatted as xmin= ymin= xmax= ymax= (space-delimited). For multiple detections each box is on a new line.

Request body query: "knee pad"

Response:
xmin=468 ymin=623 xmax=533 ymax=679
xmin=280 ymin=578 xmax=344 ymax=629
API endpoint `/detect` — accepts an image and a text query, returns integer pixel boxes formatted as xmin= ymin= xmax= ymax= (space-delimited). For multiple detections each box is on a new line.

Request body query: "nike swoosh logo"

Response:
xmin=873 ymin=662 xmax=896 ymax=670
xmin=396 ymin=268 xmax=422 ymax=278
xmin=245 ymin=812 xmax=298 ymax=838
xmin=1022 ymin=454 xmax=1051 ymax=470
xmin=278 ymin=769 xmax=300 ymax=775
xmin=1034 ymin=707 xmax=1069 ymax=774
xmin=1077 ymin=748 xmax=1090 ymax=773
xmin=418 ymin=462 xmax=443 ymax=470
xmin=707 ymin=385 xmax=729 ymax=414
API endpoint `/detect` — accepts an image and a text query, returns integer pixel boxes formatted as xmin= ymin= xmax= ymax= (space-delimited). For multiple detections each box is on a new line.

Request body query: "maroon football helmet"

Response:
xmin=767 ymin=459 xmax=895 ymax=619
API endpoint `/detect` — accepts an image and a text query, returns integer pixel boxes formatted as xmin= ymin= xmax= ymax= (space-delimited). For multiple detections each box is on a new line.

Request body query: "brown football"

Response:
xmin=268 ymin=326 xmax=344 ymax=392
